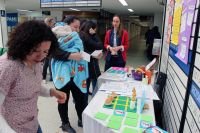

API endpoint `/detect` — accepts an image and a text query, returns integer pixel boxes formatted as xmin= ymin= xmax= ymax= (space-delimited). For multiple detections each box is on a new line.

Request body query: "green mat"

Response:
xmin=109 ymin=115 xmax=123 ymax=122
xmin=107 ymin=119 xmax=122 ymax=130
xmin=95 ymin=112 xmax=109 ymax=121
xmin=126 ymin=112 xmax=138 ymax=119
xmin=124 ymin=117 xmax=138 ymax=127
xmin=140 ymin=114 xmax=153 ymax=123
xmin=122 ymin=127 xmax=138 ymax=133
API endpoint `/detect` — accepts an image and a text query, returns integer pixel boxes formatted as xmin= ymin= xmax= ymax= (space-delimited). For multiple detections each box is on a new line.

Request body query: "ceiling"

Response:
xmin=5 ymin=0 xmax=164 ymax=16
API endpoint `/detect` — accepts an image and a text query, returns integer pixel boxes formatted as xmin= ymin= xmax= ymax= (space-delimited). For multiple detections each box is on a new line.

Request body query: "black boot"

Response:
xmin=60 ymin=122 xmax=76 ymax=133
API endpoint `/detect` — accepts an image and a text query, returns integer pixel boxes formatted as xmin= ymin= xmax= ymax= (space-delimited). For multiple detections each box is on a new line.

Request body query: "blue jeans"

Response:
xmin=37 ymin=125 xmax=42 ymax=133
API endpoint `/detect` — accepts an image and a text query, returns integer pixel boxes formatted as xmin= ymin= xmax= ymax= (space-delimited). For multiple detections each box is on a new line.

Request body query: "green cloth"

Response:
xmin=107 ymin=120 xmax=122 ymax=130
xmin=95 ymin=112 xmax=109 ymax=121
xmin=124 ymin=118 xmax=138 ymax=127
xmin=122 ymin=127 xmax=138 ymax=133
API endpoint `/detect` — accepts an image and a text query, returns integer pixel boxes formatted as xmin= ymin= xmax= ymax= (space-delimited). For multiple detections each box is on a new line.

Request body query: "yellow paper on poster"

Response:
xmin=171 ymin=6 xmax=183 ymax=45
xmin=175 ymin=0 xmax=182 ymax=3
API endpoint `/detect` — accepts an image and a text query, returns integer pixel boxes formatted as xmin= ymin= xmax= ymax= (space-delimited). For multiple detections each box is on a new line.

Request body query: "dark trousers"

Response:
xmin=37 ymin=125 xmax=42 ymax=133
xmin=86 ymin=78 xmax=97 ymax=93
xmin=104 ymin=56 xmax=126 ymax=71
xmin=42 ymin=58 xmax=52 ymax=80
xmin=57 ymin=78 xmax=88 ymax=124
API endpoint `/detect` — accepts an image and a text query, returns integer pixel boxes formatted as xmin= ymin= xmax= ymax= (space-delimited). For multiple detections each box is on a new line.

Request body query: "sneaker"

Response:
xmin=60 ymin=123 xmax=76 ymax=133
xmin=42 ymin=79 xmax=47 ymax=84
xmin=78 ymin=119 xmax=83 ymax=127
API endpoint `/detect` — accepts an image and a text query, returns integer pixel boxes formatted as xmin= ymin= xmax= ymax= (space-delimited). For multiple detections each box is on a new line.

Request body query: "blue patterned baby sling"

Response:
xmin=51 ymin=32 xmax=88 ymax=93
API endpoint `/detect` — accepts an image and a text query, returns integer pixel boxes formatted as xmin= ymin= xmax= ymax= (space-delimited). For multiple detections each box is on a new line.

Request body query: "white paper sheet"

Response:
xmin=81 ymin=51 xmax=91 ymax=62
xmin=99 ymin=82 xmax=159 ymax=100
xmin=91 ymin=50 xmax=102 ymax=57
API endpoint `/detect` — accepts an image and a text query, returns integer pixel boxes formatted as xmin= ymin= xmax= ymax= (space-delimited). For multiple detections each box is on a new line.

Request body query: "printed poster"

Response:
xmin=171 ymin=0 xmax=183 ymax=45
xmin=167 ymin=0 xmax=175 ymax=44
xmin=175 ymin=0 xmax=197 ymax=64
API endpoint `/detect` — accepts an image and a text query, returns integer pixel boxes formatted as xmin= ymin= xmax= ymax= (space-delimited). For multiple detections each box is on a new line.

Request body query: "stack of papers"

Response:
xmin=99 ymin=82 xmax=159 ymax=100
xmin=99 ymin=82 xmax=128 ymax=93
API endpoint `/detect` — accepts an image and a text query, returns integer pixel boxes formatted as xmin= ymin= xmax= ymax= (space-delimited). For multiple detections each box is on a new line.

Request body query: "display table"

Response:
xmin=83 ymin=91 xmax=155 ymax=133
xmin=83 ymin=68 xmax=157 ymax=133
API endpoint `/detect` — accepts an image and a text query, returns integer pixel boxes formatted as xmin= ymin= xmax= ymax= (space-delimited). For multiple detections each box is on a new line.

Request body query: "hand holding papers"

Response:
xmin=91 ymin=50 xmax=102 ymax=59
xmin=80 ymin=50 xmax=103 ymax=62
xmin=80 ymin=51 xmax=91 ymax=62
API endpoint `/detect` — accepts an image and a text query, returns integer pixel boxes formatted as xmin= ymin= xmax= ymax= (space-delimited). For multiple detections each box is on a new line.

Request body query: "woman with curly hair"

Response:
xmin=0 ymin=20 xmax=66 ymax=133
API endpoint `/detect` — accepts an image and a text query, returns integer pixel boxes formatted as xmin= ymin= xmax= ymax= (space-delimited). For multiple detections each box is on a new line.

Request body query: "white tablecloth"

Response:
xmin=83 ymin=91 xmax=155 ymax=133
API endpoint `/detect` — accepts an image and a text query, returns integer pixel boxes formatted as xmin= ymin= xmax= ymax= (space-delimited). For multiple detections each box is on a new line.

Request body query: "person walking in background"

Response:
xmin=0 ymin=20 xmax=66 ymax=133
xmin=79 ymin=20 xmax=103 ymax=96
xmin=52 ymin=15 xmax=88 ymax=133
xmin=42 ymin=17 xmax=56 ymax=83
xmin=146 ymin=26 xmax=161 ymax=61
xmin=104 ymin=15 xmax=129 ymax=71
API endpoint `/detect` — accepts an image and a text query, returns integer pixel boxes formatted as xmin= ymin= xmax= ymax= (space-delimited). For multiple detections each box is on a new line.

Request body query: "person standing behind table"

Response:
xmin=146 ymin=26 xmax=161 ymax=61
xmin=79 ymin=20 xmax=103 ymax=96
xmin=104 ymin=15 xmax=129 ymax=71
xmin=52 ymin=15 xmax=87 ymax=133
xmin=42 ymin=17 xmax=55 ymax=83
xmin=0 ymin=20 xmax=66 ymax=133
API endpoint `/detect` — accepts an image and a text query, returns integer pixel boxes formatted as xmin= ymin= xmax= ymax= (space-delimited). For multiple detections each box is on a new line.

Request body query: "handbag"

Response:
xmin=152 ymin=39 xmax=162 ymax=55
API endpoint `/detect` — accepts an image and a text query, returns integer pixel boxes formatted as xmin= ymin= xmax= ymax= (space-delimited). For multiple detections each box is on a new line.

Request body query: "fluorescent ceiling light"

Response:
xmin=16 ymin=9 xmax=33 ymax=12
xmin=119 ymin=0 xmax=128 ymax=6
xmin=69 ymin=8 xmax=80 ymax=11
xmin=128 ymin=9 xmax=134 ymax=12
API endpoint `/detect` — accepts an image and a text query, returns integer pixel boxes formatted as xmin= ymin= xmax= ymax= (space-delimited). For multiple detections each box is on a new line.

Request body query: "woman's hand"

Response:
xmin=113 ymin=46 xmax=123 ymax=52
xmin=69 ymin=52 xmax=82 ymax=61
xmin=50 ymin=89 xmax=67 ymax=104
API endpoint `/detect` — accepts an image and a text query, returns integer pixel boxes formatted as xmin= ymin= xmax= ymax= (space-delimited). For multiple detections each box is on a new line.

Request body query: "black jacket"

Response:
xmin=80 ymin=31 xmax=103 ymax=79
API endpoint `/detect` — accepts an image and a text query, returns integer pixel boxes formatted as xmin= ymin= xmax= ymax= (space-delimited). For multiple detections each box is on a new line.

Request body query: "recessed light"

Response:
xmin=69 ymin=8 xmax=80 ymax=11
xmin=128 ymin=9 xmax=134 ymax=12
xmin=119 ymin=0 xmax=128 ymax=6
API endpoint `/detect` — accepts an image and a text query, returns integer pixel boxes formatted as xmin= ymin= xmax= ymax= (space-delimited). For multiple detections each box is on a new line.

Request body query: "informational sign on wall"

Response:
xmin=40 ymin=0 xmax=101 ymax=7
xmin=6 ymin=13 xmax=18 ymax=27
xmin=171 ymin=0 xmax=183 ymax=45
xmin=175 ymin=0 xmax=197 ymax=64
xmin=167 ymin=0 xmax=175 ymax=44
xmin=160 ymin=0 xmax=200 ymax=132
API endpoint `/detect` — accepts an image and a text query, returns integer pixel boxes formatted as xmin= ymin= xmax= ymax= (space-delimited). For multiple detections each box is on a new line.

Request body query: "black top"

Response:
xmin=80 ymin=31 xmax=103 ymax=79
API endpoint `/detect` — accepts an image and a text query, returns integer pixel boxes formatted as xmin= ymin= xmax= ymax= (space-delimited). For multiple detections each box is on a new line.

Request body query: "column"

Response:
xmin=0 ymin=0 xmax=8 ymax=48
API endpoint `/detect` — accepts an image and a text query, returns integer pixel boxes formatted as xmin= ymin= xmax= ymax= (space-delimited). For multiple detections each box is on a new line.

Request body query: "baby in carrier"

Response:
xmin=51 ymin=23 xmax=88 ymax=93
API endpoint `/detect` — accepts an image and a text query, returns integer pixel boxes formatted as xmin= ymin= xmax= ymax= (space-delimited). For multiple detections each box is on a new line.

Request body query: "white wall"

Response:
xmin=153 ymin=12 xmax=164 ymax=34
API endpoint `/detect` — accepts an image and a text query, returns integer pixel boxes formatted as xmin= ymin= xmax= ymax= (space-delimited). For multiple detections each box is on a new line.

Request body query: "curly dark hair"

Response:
xmin=7 ymin=20 xmax=58 ymax=60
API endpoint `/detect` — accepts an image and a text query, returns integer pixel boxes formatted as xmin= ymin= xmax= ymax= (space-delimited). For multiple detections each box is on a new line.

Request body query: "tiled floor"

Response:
xmin=38 ymin=36 xmax=149 ymax=133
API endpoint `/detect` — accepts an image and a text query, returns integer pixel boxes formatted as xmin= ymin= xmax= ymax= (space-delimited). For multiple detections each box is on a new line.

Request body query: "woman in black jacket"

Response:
xmin=79 ymin=20 xmax=103 ymax=95
xmin=146 ymin=26 xmax=161 ymax=61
